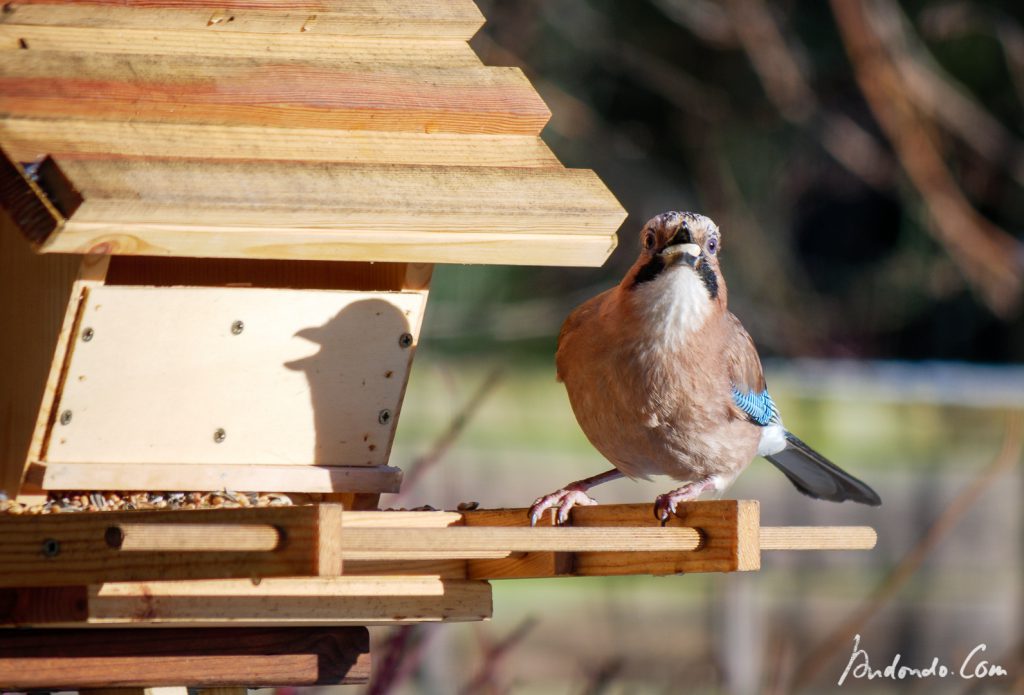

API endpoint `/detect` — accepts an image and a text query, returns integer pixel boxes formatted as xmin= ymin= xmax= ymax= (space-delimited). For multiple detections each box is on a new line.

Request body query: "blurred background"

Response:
xmin=344 ymin=0 xmax=1024 ymax=692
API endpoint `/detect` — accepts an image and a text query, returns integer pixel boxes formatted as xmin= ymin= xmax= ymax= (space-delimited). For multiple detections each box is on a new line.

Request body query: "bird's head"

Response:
xmin=624 ymin=211 xmax=725 ymax=307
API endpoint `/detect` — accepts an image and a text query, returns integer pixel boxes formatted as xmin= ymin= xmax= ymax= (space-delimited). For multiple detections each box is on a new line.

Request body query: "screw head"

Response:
xmin=398 ymin=333 xmax=413 ymax=348
xmin=104 ymin=526 xmax=124 ymax=549
xmin=231 ymin=320 xmax=245 ymax=335
xmin=81 ymin=327 xmax=94 ymax=342
xmin=41 ymin=538 xmax=60 ymax=557
xmin=59 ymin=410 xmax=72 ymax=426
xmin=213 ymin=428 xmax=227 ymax=443
xmin=378 ymin=409 xmax=392 ymax=425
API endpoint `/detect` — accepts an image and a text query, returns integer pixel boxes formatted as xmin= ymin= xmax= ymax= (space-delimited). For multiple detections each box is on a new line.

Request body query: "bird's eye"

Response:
xmin=643 ymin=232 xmax=655 ymax=250
xmin=707 ymin=237 xmax=719 ymax=256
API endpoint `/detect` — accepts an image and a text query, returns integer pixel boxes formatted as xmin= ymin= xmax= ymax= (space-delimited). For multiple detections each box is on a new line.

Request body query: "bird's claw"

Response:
xmin=529 ymin=487 xmax=598 ymax=526
xmin=654 ymin=478 xmax=717 ymax=523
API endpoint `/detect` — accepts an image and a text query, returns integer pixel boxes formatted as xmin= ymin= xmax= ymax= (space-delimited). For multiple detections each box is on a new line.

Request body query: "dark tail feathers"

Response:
xmin=765 ymin=432 xmax=881 ymax=506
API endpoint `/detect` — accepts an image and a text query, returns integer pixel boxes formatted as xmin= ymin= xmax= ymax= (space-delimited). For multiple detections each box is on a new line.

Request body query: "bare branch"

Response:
xmin=649 ymin=0 xmax=738 ymax=48
xmin=918 ymin=2 xmax=1024 ymax=103
xmin=368 ymin=625 xmax=439 ymax=695
xmin=391 ymin=367 xmax=504 ymax=504
xmin=459 ymin=617 xmax=539 ymax=695
xmin=831 ymin=0 xmax=1024 ymax=317
xmin=722 ymin=0 xmax=896 ymax=188
xmin=871 ymin=0 xmax=1024 ymax=188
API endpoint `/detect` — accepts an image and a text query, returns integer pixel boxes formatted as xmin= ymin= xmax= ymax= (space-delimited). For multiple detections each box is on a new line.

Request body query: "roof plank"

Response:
xmin=1 ymin=0 xmax=486 ymax=39
xmin=0 ymin=53 xmax=550 ymax=134
xmin=1 ymin=119 xmax=561 ymax=168
xmin=1 ymin=27 xmax=482 ymax=66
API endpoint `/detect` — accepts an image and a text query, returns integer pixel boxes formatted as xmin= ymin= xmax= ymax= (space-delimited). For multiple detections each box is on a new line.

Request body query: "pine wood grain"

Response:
xmin=0 ymin=53 xmax=549 ymax=134
xmin=571 ymin=501 xmax=761 ymax=575
xmin=456 ymin=501 xmax=761 ymax=578
xmin=342 ymin=526 xmax=703 ymax=557
xmin=2 ymin=1 xmax=485 ymax=39
xmin=0 ymin=119 xmax=560 ymax=167
xmin=33 ymin=158 xmax=623 ymax=266
xmin=1 ymin=28 xmax=481 ymax=65
xmin=759 ymin=526 xmax=877 ymax=550
xmin=0 ymin=576 xmax=491 ymax=627
xmin=0 ymin=216 xmax=93 ymax=497
xmin=33 ymin=462 xmax=404 ymax=493
xmin=0 ymin=626 xmax=371 ymax=688
xmin=0 ymin=504 xmax=343 ymax=587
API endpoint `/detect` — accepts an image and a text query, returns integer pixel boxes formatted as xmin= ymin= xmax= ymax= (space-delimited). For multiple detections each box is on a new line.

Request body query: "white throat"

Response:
xmin=634 ymin=266 xmax=713 ymax=347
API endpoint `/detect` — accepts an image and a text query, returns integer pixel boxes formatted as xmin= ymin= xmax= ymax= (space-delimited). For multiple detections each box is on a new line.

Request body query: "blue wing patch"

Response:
xmin=731 ymin=386 xmax=780 ymax=426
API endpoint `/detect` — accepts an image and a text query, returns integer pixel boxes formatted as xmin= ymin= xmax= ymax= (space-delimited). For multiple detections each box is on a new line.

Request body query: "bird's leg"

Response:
xmin=529 ymin=468 xmax=624 ymax=526
xmin=653 ymin=475 xmax=724 ymax=524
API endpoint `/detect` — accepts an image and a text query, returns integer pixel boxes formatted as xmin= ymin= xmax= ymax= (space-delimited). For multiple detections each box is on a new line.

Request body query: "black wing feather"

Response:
xmin=765 ymin=433 xmax=881 ymax=506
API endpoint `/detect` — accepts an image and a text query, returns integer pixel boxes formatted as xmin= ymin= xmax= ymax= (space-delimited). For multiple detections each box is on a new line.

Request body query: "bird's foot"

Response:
xmin=653 ymin=477 xmax=721 ymax=524
xmin=529 ymin=485 xmax=598 ymax=526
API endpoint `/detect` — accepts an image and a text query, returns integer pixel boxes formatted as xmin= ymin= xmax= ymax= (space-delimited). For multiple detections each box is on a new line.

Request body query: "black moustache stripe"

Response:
xmin=630 ymin=255 xmax=666 ymax=288
xmin=700 ymin=259 xmax=719 ymax=299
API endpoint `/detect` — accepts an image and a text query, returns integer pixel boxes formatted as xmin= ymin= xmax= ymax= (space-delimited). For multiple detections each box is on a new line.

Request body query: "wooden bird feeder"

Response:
xmin=0 ymin=1 xmax=876 ymax=691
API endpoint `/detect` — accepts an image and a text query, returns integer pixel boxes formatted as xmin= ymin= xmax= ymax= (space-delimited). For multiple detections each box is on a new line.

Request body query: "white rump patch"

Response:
xmin=758 ymin=423 xmax=787 ymax=457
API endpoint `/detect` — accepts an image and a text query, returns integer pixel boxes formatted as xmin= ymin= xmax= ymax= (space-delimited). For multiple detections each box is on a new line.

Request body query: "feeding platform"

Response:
xmin=0 ymin=0 xmax=876 ymax=690
xmin=0 ymin=500 xmax=875 ymax=688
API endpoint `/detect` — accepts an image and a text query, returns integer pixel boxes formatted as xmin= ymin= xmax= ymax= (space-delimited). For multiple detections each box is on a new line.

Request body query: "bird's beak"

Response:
xmin=660 ymin=242 xmax=701 ymax=268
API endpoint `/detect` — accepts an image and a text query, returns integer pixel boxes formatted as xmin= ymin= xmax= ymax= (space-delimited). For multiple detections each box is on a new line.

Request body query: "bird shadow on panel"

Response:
xmin=285 ymin=298 xmax=412 ymax=472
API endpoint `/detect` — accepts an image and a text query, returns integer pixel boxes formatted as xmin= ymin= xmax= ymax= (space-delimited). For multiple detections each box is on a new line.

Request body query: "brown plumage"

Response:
xmin=531 ymin=211 xmax=879 ymax=525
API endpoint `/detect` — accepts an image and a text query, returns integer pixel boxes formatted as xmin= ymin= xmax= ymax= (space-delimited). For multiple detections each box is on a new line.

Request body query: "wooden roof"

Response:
xmin=0 ymin=0 xmax=625 ymax=266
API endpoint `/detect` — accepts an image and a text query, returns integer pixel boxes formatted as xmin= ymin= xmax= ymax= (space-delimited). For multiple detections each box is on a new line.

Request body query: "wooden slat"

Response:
xmin=571 ymin=501 xmax=761 ymax=575
xmin=0 ymin=505 xmax=343 ymax=587
xmin=33 ymin=158 xmax=623 ymax=266
xmin=33 ymin=462 xmax=404 ymax=494
xmin=464 ymin=506 xmax=571 ymax=580
xmin=1 ymin=1 xmax=486 ymax=39
xmin=46 ymin=286 xmax=425 ymax=468
xmin=52 ymin=159 xmax=621 ymax=233
xmin=0 ymin=576 xmax=492 ymax=627
xmin=0 ymin=53 xmax=549 ymax=135
xmin=0 ymin=119 xmax=561 ymax=167
xmin=0 ymin=626 xmax=371 ymax=688
xmin=0 ymin=217 xmax=101 ymax=498
xmin=342 ymin=510 xmax=464 ymax=528
xmin=103 ymin=257 xmax=418 ymax=291
xmin=459 ymin=501 xmax=761 ymax=578
xmin=1 ymin=28 xmax=481 ymax=65
xmin=344 ymin=559 xmax=468 ymax=579
xmin=88 ymin=577 xmax=492 ymax=626
xmin=342 ymin=526 xmax=703 ymax=558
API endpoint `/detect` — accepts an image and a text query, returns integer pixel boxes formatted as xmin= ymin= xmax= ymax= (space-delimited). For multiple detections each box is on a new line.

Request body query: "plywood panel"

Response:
xmin=0 ymin=119 xmax=561 ymax=167
xmin=46 ymin=286 xmax=426 ymax=466
xmin=0 ymin=53 xmax=549 ymax=134
xmin=2 ymin=1 xmax=485 ymax=39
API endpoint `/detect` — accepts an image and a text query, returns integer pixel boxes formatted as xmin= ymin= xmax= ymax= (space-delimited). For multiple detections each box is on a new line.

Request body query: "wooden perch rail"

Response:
xmin=0 ymin=500 xmax=875 ymax=588
xmin=0 ymin=501 xmax=877 ymax=630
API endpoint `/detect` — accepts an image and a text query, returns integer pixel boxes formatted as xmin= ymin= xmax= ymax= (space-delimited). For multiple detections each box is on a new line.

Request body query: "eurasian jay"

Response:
xmin=530 ymin=211 xmax=881 ymax=525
